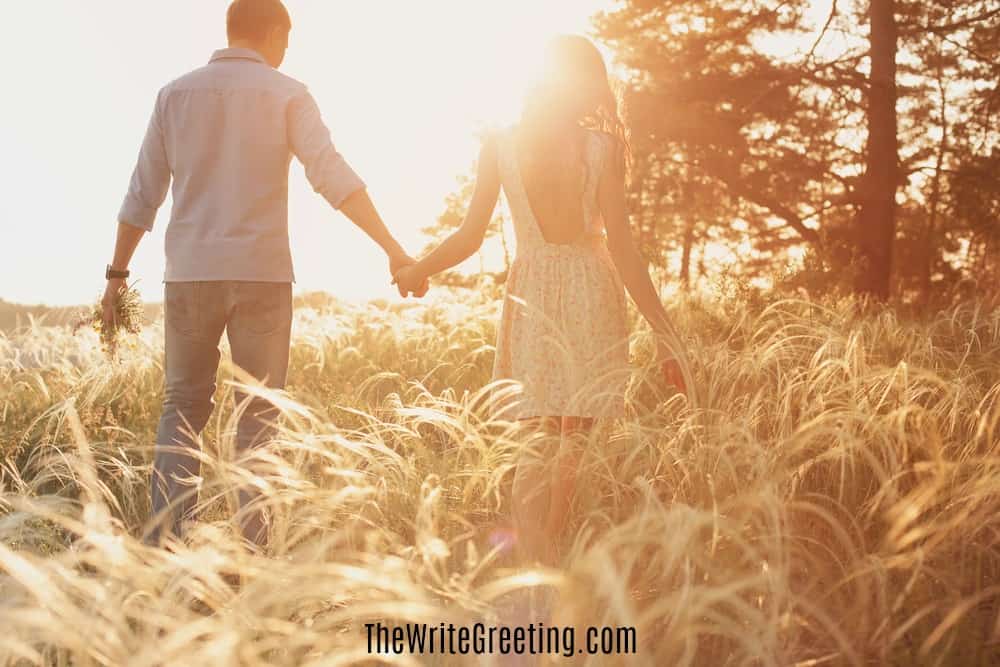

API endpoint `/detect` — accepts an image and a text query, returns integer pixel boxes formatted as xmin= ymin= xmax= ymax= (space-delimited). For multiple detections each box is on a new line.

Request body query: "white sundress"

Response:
xmin=491 ymin=127 xmax=630 ymax=420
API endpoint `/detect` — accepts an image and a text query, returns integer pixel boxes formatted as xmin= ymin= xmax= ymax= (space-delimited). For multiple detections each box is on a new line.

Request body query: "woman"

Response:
xmin=394 ymin=35 xmax=692 ymax=566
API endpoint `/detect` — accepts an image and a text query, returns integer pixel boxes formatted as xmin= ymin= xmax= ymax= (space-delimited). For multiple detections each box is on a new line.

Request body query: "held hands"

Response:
xmin=393 ymin=264 xmax=429 ymax=298
xmin=389 ymin=253 xmax=429 ymax=298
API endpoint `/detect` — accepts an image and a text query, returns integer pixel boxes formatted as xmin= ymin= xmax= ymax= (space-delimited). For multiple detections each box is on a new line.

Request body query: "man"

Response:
xmin=103 ymin=0 xmax=425 ymax=550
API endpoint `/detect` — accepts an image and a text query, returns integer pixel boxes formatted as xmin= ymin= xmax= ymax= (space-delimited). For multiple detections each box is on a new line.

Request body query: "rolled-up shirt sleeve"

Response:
xmin=118 ymin=90 xmax=171 ymax=231
xmin=288 ymin=89 xmax=366 ymax=210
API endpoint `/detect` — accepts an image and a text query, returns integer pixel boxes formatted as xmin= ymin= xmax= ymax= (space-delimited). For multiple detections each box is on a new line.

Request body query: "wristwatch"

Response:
xmin=106 ymin=264 xmax=130 ymax=280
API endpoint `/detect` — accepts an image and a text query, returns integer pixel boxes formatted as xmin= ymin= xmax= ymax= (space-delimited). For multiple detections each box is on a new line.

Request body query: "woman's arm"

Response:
xmin=599 ymin=139 xmax=692 ymax=395
xmin=395 ymin=138 xmax=501 ymax=291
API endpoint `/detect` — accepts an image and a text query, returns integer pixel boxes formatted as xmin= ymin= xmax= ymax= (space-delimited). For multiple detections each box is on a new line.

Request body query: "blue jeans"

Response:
xmin=144 ymin=281 xmax=293 ymax=549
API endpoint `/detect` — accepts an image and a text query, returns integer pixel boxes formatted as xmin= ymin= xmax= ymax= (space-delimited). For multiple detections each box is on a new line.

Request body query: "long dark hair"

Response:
xmin=517 ymin=36 xmax=630 ymax=218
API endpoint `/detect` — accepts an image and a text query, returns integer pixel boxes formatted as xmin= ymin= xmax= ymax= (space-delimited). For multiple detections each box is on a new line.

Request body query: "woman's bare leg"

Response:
xmin=542 ymin=417 xmax=593 ymax=565
xmin=511 ymin=417 xmax=560 ymax=566
xmin=511 ymin=416 xmax=593 ymax=567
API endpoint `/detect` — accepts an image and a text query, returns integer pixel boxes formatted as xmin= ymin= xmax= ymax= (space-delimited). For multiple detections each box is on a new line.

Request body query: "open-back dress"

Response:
xmin=491 ymin=127 xmax=630 ymax=420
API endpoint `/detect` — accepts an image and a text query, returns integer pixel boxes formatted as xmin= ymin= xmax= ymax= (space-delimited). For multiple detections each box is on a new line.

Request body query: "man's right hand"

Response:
xmin=102 ymin=278 xmax=126 ymax=332
xmin=389 ymin=253 xmax=415 ymax=281
xmin=389 ymin=253 xmax=429 ymax=298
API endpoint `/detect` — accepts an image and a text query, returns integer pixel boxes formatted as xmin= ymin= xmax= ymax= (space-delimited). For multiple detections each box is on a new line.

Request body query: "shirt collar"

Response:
xmin=209 ymin=47 xmax=267 ymax=65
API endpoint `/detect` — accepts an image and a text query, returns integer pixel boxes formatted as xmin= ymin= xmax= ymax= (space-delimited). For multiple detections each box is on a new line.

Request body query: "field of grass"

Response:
xmin=1 ymin=288 xmax=999 ymax=666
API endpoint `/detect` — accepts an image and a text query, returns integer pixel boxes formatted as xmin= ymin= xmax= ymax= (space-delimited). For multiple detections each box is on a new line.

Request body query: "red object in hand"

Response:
xmin=660 ymin=359 xmax=687 ymax=395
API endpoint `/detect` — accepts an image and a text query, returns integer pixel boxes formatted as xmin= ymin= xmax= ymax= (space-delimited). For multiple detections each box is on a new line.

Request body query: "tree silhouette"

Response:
xmin=593 ymin=0 xmax=1000 ymax=302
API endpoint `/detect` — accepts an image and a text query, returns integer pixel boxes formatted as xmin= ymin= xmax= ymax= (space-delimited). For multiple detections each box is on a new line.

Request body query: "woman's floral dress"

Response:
xmin=491 ymin=127 xmax=630 ymax=419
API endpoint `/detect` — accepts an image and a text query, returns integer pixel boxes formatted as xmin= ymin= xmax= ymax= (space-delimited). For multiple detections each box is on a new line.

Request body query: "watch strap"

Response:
xmin=106 ymin=265 xmax=130 ymax=280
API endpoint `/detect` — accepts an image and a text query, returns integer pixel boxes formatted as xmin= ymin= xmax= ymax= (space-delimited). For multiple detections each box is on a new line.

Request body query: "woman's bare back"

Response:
xmin=513 ymin=125 xmax=592 ymax=245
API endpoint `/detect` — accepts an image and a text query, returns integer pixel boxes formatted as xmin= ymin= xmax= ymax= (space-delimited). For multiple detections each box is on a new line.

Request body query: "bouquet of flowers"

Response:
xmin=74 ymin=283 xmax=144 ymax=355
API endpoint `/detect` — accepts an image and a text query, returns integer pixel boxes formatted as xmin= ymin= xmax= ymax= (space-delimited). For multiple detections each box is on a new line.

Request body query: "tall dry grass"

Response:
xmin=1 ymin=289 xmax=999 ymax=666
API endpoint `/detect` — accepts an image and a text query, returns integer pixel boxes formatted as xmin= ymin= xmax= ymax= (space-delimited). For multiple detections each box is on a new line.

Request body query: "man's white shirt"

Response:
xmin=119 ymin=47 xmax=366 ymax=283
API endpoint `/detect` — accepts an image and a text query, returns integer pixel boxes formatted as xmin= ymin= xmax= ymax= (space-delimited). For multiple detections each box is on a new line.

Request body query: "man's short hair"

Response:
xmin=226 ymin=0 xmax=291 ymax=43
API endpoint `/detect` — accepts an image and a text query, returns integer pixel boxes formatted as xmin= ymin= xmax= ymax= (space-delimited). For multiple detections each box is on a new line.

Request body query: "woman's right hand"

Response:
xmin=657 ymin=342 xmax=687 ymax=395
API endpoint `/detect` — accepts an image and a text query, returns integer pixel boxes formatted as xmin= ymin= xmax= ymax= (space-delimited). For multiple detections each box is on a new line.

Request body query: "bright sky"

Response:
xmin=0 ymin=0 xmax=611 ymax=306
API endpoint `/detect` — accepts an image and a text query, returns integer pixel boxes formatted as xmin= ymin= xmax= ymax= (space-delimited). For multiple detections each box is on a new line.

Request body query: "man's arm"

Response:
xmin=119 ymin=90 xmax=170 ymax=233
xmin=336 ymin=188 xmax=410 ymax=275
xmin=104 ymin=92 xmax=170 ymax=328
xmin=287 ymin=90 xmax=422 ymax=295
